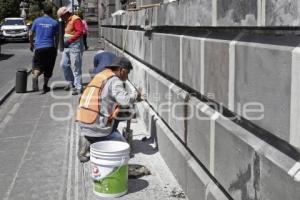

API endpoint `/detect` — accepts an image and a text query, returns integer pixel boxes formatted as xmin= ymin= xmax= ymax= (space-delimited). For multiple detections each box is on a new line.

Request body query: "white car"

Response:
xmin=0 ymin=18 xmax=29 ymax=41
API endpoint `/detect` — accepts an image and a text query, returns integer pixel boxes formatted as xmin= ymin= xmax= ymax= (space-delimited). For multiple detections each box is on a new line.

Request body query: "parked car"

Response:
xmin=0 ymin=18 xmax=29 ymax=41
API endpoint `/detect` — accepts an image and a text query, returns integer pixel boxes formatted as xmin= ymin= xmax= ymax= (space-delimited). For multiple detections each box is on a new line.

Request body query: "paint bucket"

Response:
xmin=90 ymin=141 xmax=130 ymax=198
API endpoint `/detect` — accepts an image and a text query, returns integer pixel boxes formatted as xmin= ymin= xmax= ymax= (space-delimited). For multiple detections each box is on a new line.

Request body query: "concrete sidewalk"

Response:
xmin=0 ymin=39 xmax=186 ymax=200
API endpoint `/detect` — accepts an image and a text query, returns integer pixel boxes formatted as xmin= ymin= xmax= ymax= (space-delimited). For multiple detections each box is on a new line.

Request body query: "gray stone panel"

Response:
xmin=164 ymin=34 xmax=180 ymax=80
xmin=155 ymin=114 xmax=228 ymax=200
xmin=260 ymin=156 xmax=300 ymax=200
xmin=182 ymin=36 xmax=202 ymax=92
xmin=125 ymin=30 xmax=134 ymax=53
xmin=215 ymin=122 xmax=256 ymax=200
xmin=143 ymin=33 xmax=152 ymax=64
xmin=107 ymin=28 xmax=113 ymax=42
xmin=266 ymin=0 xmax=300 ymax=26
xmin=135 ymin=31 xmax=144 ymax=60
xmin=115 ymin=28 xmax=123 ymax=48
xmin=154 ymin=74 xmax=170 ymax=123
xmin=151 ymin=33 xmax=164 ymax=71
xmin=214 ymin=115 xmax=300 ymax=200
xmin=204 ymin=40 xmax=230 ymax=106
xmin=186 ymin=159 xmax=210 ymax=200
xmin=217 ymin=0 xmax=257 ymax=26
xmin=235 ymin=44 xmax=292 ymax=142
xmin=147 ymin=73 xmax=160 ymax=111
xmin=168 ymin=85 xmax=189 ymax=143
xmin=206 ymin=183 xmax=229 ymax=200
xmin=161 ymin=2 xmax=179 ymax=26
xmin=156 ymin=119 xmax=188 ymax=192
xmin=179 ymin=0 xmax=212 ymax=26
xmin=130 ymin=60 xmax=148 ymax=93
xmin=187 ymin=98 xmax=211 ymax=169
xmin=131 ymin=31 xmax=138 ymax=56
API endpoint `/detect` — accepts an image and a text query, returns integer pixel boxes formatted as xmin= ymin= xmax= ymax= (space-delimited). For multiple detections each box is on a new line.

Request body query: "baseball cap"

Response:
xmin=108 ymin=57 xmax=133 ymax=71
xmin=57 ymin=7 xmax=70 ymax=18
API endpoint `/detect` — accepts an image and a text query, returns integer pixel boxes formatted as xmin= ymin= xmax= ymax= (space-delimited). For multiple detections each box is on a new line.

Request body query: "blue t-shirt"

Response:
xmin=31 ymin=16 xmax=59 ymax=49
xmin=93 ymin=52 xmax=116 ymax=74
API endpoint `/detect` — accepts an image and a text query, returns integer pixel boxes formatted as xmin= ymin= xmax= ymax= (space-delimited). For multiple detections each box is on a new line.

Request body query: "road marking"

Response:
xmin=66 ymin=107 xmax=75 ymax=200
xmin=75 ymin=123 xmax=79 ymax=200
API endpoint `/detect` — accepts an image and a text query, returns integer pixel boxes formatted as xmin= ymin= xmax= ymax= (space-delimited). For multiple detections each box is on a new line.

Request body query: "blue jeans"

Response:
xmin=60 ymin=47 xmax=83 ymax=90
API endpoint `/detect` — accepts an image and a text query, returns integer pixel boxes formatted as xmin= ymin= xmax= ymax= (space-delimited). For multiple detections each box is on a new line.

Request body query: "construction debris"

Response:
xmin=128 ymin=164 xmax=151 ymax=179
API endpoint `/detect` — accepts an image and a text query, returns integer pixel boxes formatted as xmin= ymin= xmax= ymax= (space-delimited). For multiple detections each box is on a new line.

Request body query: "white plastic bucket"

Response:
xmin=90 ymin=141 xmax=130 ymax=198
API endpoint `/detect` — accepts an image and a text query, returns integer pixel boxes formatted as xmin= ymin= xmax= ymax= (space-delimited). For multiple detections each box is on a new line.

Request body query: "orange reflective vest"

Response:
xmin=76 ymin=69 xmax=120 ymax=124
xmin=65 ymin=15 xmax=80 ymax=36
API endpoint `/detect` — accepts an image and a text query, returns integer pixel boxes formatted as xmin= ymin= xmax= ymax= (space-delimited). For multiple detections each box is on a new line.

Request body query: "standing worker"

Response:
xmin=57 ymin=7 xmax=84 ymax=95
xmin=79 ymin=12 xmax=89 ymax=50
xmin=29 ymin=3 xmax=59 ymax=94
xmin=76 ymin=56 xmax=143 ymax=162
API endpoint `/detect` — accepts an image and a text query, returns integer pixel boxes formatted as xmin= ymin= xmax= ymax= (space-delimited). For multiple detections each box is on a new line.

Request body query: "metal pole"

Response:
xmin=72 ymin=0 xmax=74 ymax=12
xmin=59 ymin=0 xmax=64 ymax=52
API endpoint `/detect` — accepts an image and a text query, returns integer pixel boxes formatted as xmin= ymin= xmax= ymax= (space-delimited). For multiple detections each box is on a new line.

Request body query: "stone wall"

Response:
xmin=100 ymin=1 xmax=300 ymax=199
xmin=102 ymin=0 xmax=300 ymax=27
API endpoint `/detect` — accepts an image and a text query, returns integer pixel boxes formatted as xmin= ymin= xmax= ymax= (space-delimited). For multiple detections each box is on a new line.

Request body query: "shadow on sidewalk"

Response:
xmin=127 ymin=179 xmax=149 ymax=194
xmin=0 ymin=53 xmax=14 ymax=61
xmin=132 ymin=138 xmax=158 ymax=155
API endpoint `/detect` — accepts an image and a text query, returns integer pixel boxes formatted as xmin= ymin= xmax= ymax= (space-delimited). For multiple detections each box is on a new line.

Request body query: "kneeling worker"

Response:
xmin=76 ymin=56 xmax=143 ymax=162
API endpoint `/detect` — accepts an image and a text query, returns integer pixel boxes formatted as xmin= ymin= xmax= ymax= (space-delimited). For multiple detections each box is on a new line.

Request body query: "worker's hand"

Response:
xmin=63 ymin=40 xmax=70 ymax=48
xmin=136 ymin=87 xmax=145 ymax=102
xmin=30 ymin=43 xmax=34 ymax=52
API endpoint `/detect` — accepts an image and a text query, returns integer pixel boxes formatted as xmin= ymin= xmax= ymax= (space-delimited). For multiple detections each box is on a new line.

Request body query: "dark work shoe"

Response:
xmin=64 ymin=83 xmax=74 ymax=91
xmin=72 ymin=89 xmax=82 ymax=96
xmin=41 ymin=86 xmax=50 ymax=94
xmin=32 ymin=77 xmax=39 ymax=91
xmin=78 ymin=136 xmax=90 ymax=163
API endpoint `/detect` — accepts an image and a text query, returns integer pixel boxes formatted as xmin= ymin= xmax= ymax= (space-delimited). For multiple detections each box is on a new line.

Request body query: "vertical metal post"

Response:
xmin=58 ymin=0 xmax=64 ymax=52
xmin=72 ymin=0 xmax=74 ymax=12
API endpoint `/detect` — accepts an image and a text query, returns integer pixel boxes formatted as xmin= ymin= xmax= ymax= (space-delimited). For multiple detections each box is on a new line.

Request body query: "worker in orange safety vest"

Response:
xmin=76 ymin=56 xmax=143 ymax=162
xmin=57 ymin=6 xmax=84 ymax=95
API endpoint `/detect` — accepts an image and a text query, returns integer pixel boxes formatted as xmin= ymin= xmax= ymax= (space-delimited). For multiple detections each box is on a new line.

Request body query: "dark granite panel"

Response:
xmin=164 ymin=34 xmax=180 ymax=80
xmin=235 ymin=44 xmax=292 ymax=142
xmin=217 ymin=0 xmax=257 ymax=26
xmin=204 ymin=40 xmax=230 ymax=107
xmin=215 ymin=122 xmax=259 ymax=200
xmin=182 ymin=36 xmax=202 ymax=92
xmin=260 ymin=156 xmax=300 ymax=200
xmin=266 ymin=0 xmax=300 ymax=26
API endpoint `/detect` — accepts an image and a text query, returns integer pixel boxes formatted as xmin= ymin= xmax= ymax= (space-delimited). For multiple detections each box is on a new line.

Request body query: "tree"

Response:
xmin=28 ymin=4 xmax=42 ymax=21
xmin=27 ymin=0 xmax=57 ymax=22
xmin=0 ymin=0 xmax=21 ymax=21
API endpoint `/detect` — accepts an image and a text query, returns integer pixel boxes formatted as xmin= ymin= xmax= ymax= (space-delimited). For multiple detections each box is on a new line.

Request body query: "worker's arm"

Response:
xmin=29 ymin=22 xmax=36 ymax=51
xmin=66 ymin=19 xmax=83 ymax=44
xmin=111 ymin=79 xmax=138 ymax=106
xmin=54 ymin=22 xmax=59 ymax=49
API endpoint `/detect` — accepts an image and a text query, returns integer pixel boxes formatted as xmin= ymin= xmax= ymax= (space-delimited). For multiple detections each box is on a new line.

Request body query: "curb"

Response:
xmin=0 ymin=69 xmax=32 ymax=106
